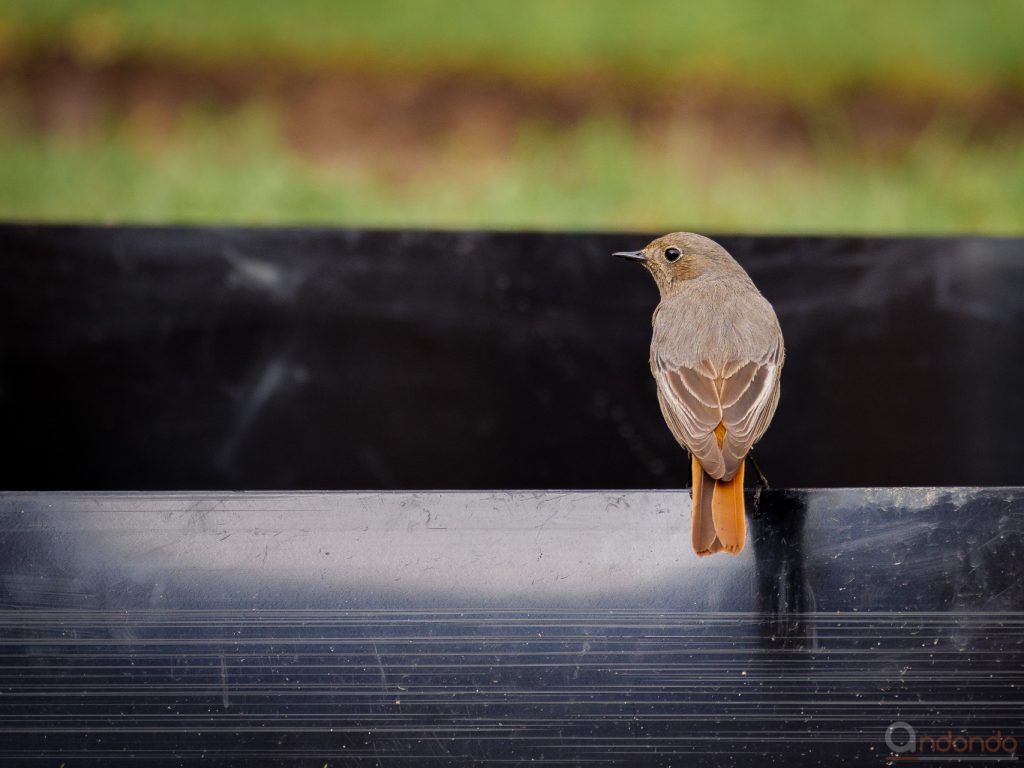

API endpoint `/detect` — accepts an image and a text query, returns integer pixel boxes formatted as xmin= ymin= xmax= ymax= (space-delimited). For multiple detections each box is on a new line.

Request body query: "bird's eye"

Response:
xmin=664 ymin=247 xmax=681 ymax=262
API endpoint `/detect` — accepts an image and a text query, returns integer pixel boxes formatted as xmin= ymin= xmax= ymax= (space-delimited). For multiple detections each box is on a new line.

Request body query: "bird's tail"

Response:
xmin=690 ymin=428 xmax=746 ymax=556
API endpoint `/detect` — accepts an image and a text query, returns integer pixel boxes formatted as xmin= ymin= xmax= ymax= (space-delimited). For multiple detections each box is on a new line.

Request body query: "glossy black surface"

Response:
xmin=2 ymin=226 xmax=1023 ymax=490
xmin=0 ymin=488 xmax=1021 ymax=766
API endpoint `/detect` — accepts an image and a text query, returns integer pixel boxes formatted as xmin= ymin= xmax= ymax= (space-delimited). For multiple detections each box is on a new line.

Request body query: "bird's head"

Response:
xmin=614 ymin=232 xmax=739 ymax=295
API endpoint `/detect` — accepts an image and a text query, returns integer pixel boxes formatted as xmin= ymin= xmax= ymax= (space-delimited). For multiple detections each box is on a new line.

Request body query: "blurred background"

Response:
xmin=0 ymin=0 xmax=1022 ymax=233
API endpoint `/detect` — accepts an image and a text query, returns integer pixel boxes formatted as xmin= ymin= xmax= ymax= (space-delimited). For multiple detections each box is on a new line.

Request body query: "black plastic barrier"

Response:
xmin=1 ymin=226 xmax=1023 ymax=490
xmin=1 ymin=227 xmax=1022 ymax=765
xmin=0 ymin=489 xmax=1021 ymax=766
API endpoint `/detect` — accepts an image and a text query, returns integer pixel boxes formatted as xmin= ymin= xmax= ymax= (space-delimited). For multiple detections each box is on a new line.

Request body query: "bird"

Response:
xmin=615 ymin=233 xmax=784 ymax=556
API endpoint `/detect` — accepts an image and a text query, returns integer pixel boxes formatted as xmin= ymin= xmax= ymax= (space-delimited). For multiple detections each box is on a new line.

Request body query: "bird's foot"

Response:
xmin=747 ymin=451 xmax=770 ymax=518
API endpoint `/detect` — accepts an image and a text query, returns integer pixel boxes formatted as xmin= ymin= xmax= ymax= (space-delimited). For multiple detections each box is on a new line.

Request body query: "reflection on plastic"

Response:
xmin=0 ymin=488 xmax=1021 ymax=765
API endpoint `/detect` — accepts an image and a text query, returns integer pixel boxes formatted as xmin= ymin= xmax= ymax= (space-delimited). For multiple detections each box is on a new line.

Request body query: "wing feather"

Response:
xmin=654 ymin=338 xmax=783 ymax=480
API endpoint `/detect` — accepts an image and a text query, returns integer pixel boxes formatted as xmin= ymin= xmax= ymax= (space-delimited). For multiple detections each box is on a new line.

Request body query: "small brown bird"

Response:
xmin=615 ymin=233 xmax=784 ymax=556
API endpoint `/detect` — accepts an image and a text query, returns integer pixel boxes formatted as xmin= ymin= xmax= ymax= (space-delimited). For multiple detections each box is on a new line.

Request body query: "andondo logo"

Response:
xmin=884 ymin=721 xmax=1018 ymax=763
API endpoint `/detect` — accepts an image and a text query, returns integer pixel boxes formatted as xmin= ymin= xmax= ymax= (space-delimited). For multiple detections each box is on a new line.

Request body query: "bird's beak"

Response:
xmin=613 ymin=250 xmax=647 ymax=262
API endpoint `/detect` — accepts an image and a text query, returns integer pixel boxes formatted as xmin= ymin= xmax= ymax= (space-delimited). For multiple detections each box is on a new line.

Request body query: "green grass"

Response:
xmin=3 ymin=109 xmax=1022 ymax=233
xmin=2 ymin=0 xmax=1024 ymax=99
xmin=1 ymin=1 xmax=1022 ymax=232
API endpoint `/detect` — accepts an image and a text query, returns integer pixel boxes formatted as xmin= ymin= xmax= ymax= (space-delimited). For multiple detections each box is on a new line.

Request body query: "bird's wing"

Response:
xmin=655 ymin=359 xmax=728 ymax=478
xmin=654 ymin=341 xmax=783 ymax=480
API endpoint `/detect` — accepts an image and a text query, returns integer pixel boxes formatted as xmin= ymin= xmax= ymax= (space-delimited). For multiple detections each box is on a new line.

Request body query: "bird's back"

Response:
xmin=650 ymin=272 xmax=782 ymax=372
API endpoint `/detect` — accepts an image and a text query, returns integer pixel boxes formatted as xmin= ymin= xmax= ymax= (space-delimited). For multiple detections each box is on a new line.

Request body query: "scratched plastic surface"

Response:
xmin=0 ymin=489 xmax=1021 ymax=766
xmin=2 ymin=227 xmax=1023 ymax=491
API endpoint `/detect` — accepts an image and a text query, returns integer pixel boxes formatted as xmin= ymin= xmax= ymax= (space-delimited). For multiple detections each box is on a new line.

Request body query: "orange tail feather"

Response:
xmin=690 ymin=425 xmax=747 ymax=557
xmin=711 ymin=461 xmax=745 ymax=555
xmin=691 ymin=455 xmax=721 ymax=556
